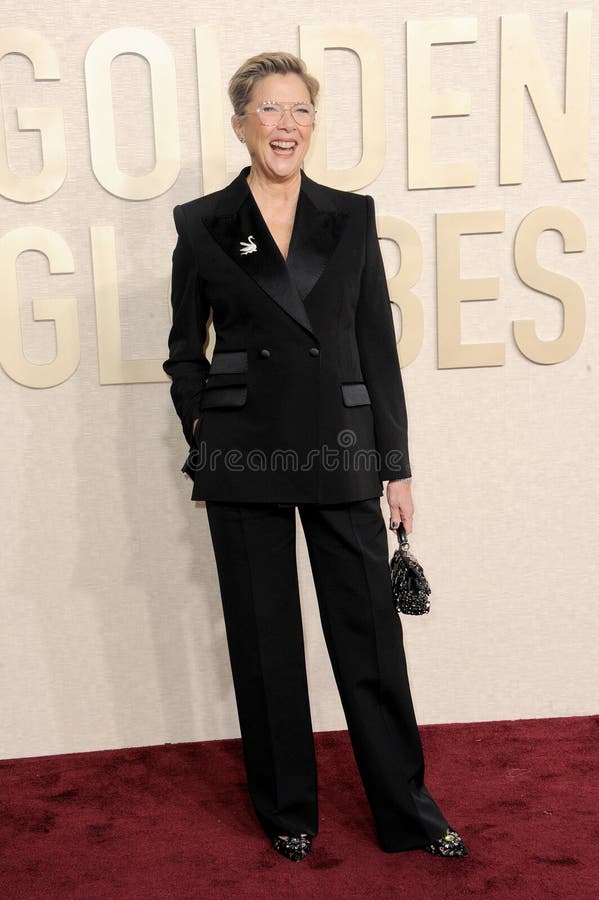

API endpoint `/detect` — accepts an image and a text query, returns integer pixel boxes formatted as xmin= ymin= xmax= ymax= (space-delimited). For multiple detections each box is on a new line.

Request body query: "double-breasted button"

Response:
xmin=308 ymin=347 xmax=320 ymax=357
xmin=258 ymin=348 xmax=271 ymax=359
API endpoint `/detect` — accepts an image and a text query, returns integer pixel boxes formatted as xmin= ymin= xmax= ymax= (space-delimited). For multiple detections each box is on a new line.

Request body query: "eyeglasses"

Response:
xmin=245 ymin=101 xmax=317 ymax=127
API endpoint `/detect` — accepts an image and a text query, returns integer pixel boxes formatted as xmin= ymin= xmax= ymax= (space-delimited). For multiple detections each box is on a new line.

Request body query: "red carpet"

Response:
xmin=1 ymin=716 xmax=598 ymax=899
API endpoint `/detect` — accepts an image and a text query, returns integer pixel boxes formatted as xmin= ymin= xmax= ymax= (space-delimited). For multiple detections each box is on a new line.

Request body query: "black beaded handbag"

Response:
xmin=390 ymin=523 xmax=431 ymax=616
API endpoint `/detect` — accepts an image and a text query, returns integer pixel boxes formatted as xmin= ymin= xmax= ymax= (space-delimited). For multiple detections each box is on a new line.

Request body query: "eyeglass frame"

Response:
xmin=242 ymin=100 xmax=317 ymax=127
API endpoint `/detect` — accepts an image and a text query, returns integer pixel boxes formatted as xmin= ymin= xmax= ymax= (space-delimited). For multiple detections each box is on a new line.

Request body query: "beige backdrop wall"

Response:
xmin=1 ymin=1 xmax=597 ymax=760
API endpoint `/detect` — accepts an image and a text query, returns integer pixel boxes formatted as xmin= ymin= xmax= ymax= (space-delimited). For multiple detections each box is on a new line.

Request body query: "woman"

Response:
xmin=163 ymin=51 xmax=467 ymax=863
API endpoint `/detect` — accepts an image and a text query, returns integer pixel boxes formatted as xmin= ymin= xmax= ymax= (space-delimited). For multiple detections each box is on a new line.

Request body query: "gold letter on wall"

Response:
xmin=376 ymin=216 xmax=423 ymax=367
xmin=500 ymin=11 xmax=591 ymax=184
xmin=91 ymin=226 xmax=167 ymax=384
xmin=0 ymin=227 xmax=78 ymax=387
xmin=195 ymin=26 xmax=230 ymax=196
xmin=513 ymin=207 xmax=585 ymax=364
xmin=300 ymin=25 xmax=385 ymax=190
xmin=85 ymin=27 xmax=180 ymax=200
xmin=406 ymin=17 xmax=477 ymax=189
xmin=0 ymin=27 xmax=66 ymax=202
xmin=436 ymin=210 xmax=505 ymax=368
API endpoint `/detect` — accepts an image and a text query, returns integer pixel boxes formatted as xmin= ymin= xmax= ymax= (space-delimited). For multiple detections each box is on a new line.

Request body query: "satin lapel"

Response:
xmin=202 ymin=175 xmax=315 ymax=338
xmin=286 ymin=186 xmax=349 ymax=303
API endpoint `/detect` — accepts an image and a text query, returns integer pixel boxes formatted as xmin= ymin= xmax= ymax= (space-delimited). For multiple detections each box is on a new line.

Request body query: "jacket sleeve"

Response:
xmin=162 ymin=204 xmax=211 ymax=446
xmin=355 ymin=194 xmax=412 ymax=481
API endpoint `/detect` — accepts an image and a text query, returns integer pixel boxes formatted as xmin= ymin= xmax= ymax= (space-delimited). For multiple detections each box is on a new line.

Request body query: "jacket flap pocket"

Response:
xmin=205 ymin=372 xmax=248 ymax=388
xmin=341 ymin=382 xmax=371 ymax=407
xmin=200 ymin=386 xmax=248 ymax=408
xmin=209 ymin=350 xmax=248 ymax=375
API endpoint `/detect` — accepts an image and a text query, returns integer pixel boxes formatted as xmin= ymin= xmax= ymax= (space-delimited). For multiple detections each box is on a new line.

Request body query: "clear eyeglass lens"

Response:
xmin=257 ymin=102 xmax=315 ymax=125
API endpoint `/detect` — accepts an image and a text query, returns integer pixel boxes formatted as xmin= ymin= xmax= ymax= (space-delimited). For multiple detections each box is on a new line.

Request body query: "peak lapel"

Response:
xmin=202 ymin=169 xmax=315 ymax=338
xmin=287 ymin=178 xmax=349 ymax=303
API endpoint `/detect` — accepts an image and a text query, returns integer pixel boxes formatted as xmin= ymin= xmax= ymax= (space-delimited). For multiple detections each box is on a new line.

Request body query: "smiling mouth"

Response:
xmin=270 ymin=140 xmax=297 ymax=156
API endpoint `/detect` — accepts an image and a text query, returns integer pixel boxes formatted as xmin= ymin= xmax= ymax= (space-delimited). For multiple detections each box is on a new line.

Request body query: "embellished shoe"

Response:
xmin=271 ymin=832 xmax=312 ymax=862
xmin=424 ymin=827 xmax=468 ymax=858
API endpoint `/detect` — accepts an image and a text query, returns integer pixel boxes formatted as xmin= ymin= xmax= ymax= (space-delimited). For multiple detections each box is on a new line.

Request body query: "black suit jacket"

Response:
xmin=163 ymin=166 xmax=411 ymax=504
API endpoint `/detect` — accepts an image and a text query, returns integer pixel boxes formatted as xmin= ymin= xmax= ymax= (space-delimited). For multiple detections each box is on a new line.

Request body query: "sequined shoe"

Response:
xmin=424 ymin=827 xmax=468 ymax=858
xmin=271 ymin=832 xmax=312 ymax=862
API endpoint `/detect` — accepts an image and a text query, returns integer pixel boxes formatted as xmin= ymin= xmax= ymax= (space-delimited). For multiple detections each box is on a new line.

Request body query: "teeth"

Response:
xmin=271 ymin=141 xmax=295 ymax=149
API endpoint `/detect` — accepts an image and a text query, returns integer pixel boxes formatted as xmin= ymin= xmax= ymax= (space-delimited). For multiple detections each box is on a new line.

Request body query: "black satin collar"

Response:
xmin=202 ymin=168 xmax=349 ymax=338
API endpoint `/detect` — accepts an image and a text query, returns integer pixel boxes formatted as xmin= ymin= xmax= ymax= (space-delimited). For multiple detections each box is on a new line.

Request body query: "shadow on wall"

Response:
xmin=66 ymin=271 xmax=235 ymax=751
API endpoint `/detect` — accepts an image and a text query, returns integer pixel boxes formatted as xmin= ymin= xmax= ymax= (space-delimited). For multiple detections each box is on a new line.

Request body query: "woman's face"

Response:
xmin=233 ymin=73 xmax=314 ymax=183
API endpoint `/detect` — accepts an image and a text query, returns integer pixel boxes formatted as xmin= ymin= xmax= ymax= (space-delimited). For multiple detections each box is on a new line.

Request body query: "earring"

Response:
xmin=239 ymin=137 xmax=245 ymax=143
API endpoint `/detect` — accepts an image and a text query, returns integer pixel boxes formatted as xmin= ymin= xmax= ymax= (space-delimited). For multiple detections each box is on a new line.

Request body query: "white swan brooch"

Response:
xmin=240 ymin=235 xmax=257 ymax=256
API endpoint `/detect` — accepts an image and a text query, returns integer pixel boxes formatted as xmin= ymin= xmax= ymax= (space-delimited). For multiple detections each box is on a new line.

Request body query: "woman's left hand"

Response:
xmin=387 ymin=479 xmax=414 ymax=535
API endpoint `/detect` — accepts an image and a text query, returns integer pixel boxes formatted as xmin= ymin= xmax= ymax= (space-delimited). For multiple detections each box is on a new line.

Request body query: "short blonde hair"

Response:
xmin=228 ymin=51 xmax=319 ymax=117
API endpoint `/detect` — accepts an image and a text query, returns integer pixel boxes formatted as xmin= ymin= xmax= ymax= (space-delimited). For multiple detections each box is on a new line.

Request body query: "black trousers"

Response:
xmin=205 ymin=496 xmax=449 ymax=852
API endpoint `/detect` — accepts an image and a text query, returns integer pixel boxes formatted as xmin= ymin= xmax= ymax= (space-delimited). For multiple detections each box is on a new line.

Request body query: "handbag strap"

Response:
xmin=397 ymin=522 xmax=410 ymax=549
